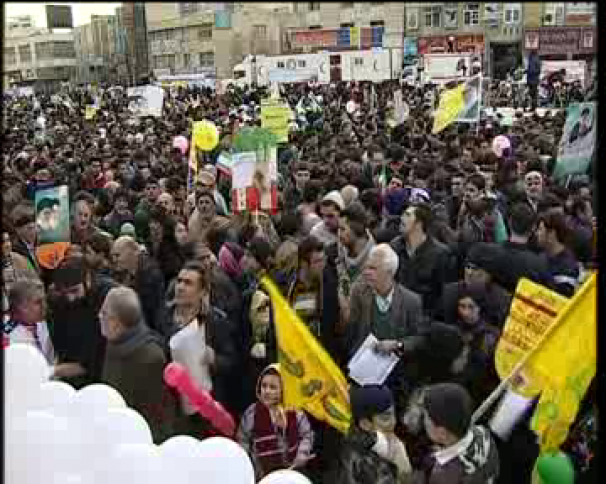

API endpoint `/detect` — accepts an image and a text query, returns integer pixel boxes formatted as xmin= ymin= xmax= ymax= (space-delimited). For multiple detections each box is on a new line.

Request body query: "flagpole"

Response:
xmin=472 ymin=274 xmax=596 ymax=423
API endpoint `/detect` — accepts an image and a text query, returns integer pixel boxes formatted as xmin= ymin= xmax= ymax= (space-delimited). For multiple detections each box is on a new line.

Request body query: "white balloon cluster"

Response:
xmin=6 ymin=344 xmax=313 ymax=484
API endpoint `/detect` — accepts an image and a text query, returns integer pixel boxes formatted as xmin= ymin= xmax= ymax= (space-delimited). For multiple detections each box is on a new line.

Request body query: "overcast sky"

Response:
xmin=6 ymin=3 xmax=122 ymax=28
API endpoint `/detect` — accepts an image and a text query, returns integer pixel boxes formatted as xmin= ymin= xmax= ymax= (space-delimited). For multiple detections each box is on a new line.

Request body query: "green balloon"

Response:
xmin=533 ymin=452 xmax=575 ymax=484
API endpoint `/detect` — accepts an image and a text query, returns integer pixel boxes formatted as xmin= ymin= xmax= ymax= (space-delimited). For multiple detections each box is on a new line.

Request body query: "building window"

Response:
xmin=53 ymin=41 xmax=76 ymax=59
xmin=154 ymin=54 xmax=176 ymax=70
xmin=309 ymin=3 xmax=320 ymax=11
xmin=309 ymin=25 xmax=322 ymax=30
xmin=424 ymin=6 xmax=442 ymax=28
xmin=370 ymin=20 xmax=385 ymax=27
xmin=198 ymin=24 xmax=213 ymax=41
xmin=254 ymin=25 xmax=267 ymax=37
xmin=298 ymin=59 xmax=306 ymax=67
xmin=340 ymin=22 xmax=354 ymax=28
xmin=18 ymin=44 xmax=32 ymax=63
xmin=503 ymin=3 xmax=521 ymax=24
xmin=179 ymin=3 xmax=199 ymax=16
xmin=341 ymin=3 xmax=354 ymax=8
xmin=277 ymin=61 xmax=285 ymax=68
xmin=464 ymin=3 xmax=480 ymax=26
xmin=199 ymin=51 xmax=214 ymax=68
xmin=35 ymin=42 xmax=54 ymax=60
xmin=184 ymin=53 xmax=190 ymax=67
xmin=354 ymin=57 xmax=364 ymax=66
xmin=4 ymin=47 xmax=17 ymax=65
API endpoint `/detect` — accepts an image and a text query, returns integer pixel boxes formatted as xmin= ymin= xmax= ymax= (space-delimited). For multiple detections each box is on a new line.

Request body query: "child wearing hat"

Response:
xmin=415 ymin=382 xmax=499 ymax=484
xmin=237 ymin=364 xmax=314 ymax=480
xmin=329 ymin=385 xmax=411 ymax=484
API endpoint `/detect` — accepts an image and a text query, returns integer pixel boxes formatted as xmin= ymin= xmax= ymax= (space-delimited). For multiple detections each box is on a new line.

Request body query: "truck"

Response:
xmin=225 ymin=49 xmax=404 ymax=87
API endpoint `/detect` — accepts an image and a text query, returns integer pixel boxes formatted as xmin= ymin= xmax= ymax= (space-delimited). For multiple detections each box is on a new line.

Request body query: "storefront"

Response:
xmin=523 ymin=26 xmax=596 ymax=62
xmin=417 ymin=34 xmax=485 ymax=56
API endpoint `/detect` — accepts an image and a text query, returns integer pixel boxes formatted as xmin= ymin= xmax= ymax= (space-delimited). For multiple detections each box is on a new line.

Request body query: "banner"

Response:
xmin=529 ymin=274 xmax=596 ymax=452
xmin=261 ymin=100 xmax=292 ymax=143
xmin=260 ymin=276 xmax=351 ymax=434
xmin=35 ymin=185 xmax=70 ymax=270
xmin=432 ymin=83 xmax=465 ymax=134
xmin=84 ymin=105 xmax=98 ymax=120
xmin=494 ymin=278 xmax=569 ymax=397
xmin=456 ymin=75 xmax=482 ymax=124
xmin=553 ymin=102 xmax=596 ymax=181
xmin=230 ymin=150 xmax=278 ymax=214
xmin=126 ymin=85 xmax=165 ymax=117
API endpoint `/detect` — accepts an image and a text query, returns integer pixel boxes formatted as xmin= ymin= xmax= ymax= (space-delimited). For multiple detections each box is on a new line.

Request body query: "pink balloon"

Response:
xmin=492 ymin=135 xmax=511 ymax=158
xmin=164 ymin=362 xmax=235 ymax=437
xmin=172 ymin=136 xmax=189 ymax=156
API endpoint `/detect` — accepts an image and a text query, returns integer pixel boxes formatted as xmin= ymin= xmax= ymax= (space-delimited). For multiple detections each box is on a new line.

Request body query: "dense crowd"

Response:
xmin=2 ymin=76 xmax=597 ymax=484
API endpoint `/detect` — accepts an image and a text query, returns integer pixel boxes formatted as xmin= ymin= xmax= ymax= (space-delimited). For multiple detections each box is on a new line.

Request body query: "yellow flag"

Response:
xmin=494 ymin=278 xmax=569 ymax=397
xmin=529 ymin=273 xmax=596 ymax=453
xmin=85 ymin=105 xmax=97 ymax=120
xmin=261 ymin=276 xmax=352 ymax=434
xmin=432 ymin=83 xmax=465 ymax=134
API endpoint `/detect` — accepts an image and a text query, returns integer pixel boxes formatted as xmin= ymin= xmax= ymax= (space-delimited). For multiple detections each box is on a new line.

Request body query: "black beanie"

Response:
xmin=424 ymin=383 xmax=473 ymax=439
xmin=467 ymin=242 xmax=500 ymax=275
xmin=53 ymin=258 xmax=85 ymax=289
xmin=350 ymin=385 xmax=394 ymax=423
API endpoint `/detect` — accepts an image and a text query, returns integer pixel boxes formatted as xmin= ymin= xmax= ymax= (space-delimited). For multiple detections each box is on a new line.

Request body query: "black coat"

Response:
xmin=489 ymin=241 xmax=551 ymax=293
xmin=134 ymin=254 xmax=167 ymax=333
xmin=390 ymin=235 xmax=457 ymax=316
xmin=162 ymin=304 xmax=240 ymax=415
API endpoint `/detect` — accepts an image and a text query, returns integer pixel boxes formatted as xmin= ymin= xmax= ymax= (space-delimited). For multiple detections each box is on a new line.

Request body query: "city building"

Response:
xmin=73 ymin=15 xmax=117 ymax=83
xmin=283 ymin=3 xmax=406 ymax=54
xmin=7 ymin=15 xmax=34 ymax=31
xmin=121 ymin=2 xmax=150 ymax=83
xmin=4 ymin=21 xmax=77 ymax=93
xmin=144 ymin=3 xmax=296 ymax=79
xmin=523 ymin=2 xmax=596 ymax=76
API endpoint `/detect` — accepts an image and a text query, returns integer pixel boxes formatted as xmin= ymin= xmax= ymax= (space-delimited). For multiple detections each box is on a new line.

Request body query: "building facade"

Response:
xmin=4 ymin=24 xmax=77 ymax=92
xmin=74 ymin=15 xmax=117 ymax=84
xmin=283 ymin=3 xmax=406 ymax=54
xmin=121 ymin=2 xmax=150 ymax=83
xmin=144 ymin=3 xmax=295 ymax=79
xmin=523 ymin=2 xmax=596 ymax=75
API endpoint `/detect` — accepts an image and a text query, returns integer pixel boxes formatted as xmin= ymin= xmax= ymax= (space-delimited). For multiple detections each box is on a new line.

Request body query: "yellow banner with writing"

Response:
xmin=261 ymin=276 xmax=352 ymax=434
xmin=261 ymin=100 xmax=292 ymax=143
xmin=432 ymin=83 xmax=466 ymax=134
xmin=529 ymin=274 xmax=596 ymax=452
xmin=494 ymin=278 xmax=569 ymax=397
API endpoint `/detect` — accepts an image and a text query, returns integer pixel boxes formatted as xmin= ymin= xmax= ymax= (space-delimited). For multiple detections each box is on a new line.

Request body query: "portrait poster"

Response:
xmin=554 ymin=102 xmax=596 ymax=180
xmin=35 ymin=185 xmax=70 ymax=269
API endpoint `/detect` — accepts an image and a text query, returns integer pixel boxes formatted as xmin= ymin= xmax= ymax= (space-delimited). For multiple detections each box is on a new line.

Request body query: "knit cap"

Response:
xmin=350 ymin=385 xmax=394 ymax=423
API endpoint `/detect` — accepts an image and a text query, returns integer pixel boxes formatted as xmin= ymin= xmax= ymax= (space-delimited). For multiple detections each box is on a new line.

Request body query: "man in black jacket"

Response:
xmin=390 ymin=203 xmax=456 ymax=316
xmin=491 ymin=203 xmax=551 ymax=293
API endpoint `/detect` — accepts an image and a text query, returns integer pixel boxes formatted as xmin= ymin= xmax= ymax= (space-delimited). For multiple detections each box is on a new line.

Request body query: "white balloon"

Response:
xmin=5 ymin=344 xmax=51 ymax=421
xmin=7 ymin=411 xmax=82 ymax=484
xmin=30 ymin=381 xmax=76 ymax=413
xmin=159 ymin=436 xmax=207 ymax=483
xmin=346 ymin=100 xmax=356 ymax=114
xmin=103 ymin=443 xmax=165 ymax=484
xmin=73 ymin=384 xmax=127 ymax=416
xmin=259 ymin=469 xmax=313 ymax=484
xmin=197 ymin=436 xmax=255 ymax=484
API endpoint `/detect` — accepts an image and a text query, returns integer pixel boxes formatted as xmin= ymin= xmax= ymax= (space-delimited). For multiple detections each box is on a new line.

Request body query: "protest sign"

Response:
xmin=35 ymin=185 xmax=70 ymax=269
xmin=494 ymin=278 xmax=569 ymax=397
xmin=126 ymin=85 xmax=165 ymax=117
xmin=456 ymin=75 xmax=482 ymax=124
xmin=261 ymin=100 xmax=292 ymax=143
xmin=553 ymin=102 xmax=596 ymax=181
xmin=231 ymin=148 xmax=278 ymax=214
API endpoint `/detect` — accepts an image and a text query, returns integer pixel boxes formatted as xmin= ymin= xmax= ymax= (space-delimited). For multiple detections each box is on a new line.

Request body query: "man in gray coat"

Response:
xmin=346 ymin=244 xmax=425 ymax=413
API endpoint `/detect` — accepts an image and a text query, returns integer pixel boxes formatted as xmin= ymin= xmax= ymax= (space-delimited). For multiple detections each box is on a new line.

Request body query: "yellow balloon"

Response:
xmin=192 ymin=120 xmax=219 ymax=151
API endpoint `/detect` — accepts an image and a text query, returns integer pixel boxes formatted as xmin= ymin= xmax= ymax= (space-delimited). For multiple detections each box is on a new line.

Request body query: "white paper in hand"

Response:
xmin=348 ymin=334 xmax=400 ymax=386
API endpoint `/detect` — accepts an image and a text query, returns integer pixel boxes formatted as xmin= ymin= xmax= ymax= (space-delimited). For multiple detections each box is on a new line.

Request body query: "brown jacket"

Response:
xmin=346 ymin=280 xmax=425 ymax=359
xmin=102 ymin=327 xmax=176 ymax=443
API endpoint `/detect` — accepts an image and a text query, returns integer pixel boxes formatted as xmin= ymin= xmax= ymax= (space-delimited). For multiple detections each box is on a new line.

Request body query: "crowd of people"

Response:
xmin=2 ymin=76 xmax=597 ymax=484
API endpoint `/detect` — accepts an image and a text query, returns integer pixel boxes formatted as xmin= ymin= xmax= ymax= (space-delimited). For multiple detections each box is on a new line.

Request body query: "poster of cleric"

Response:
xmin=35 ymin=185 xmax=70 ymax=245
xmin=554 ymin=102 xmax=596 ymax=180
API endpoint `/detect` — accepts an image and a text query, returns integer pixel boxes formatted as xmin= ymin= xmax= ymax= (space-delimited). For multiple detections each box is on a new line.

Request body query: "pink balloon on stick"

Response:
xmin=164 ymin=362 xmax=235 ymax=437
xmin=172 ymin=136 xmax=189 ymax=156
